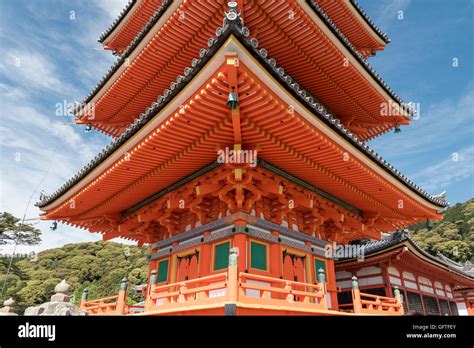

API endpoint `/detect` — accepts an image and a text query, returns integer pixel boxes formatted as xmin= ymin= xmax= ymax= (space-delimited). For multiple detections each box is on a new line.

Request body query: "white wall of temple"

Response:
xmin=456 ymin=302 xmax=468 ymax=316
xmin=336 ymin=266 xmax=384 ymax=290
xmin=455 ymin=291 xmax=474 ymax=316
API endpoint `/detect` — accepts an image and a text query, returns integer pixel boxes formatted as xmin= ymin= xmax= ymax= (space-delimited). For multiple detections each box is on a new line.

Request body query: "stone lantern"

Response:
xmin=0 ymin=298 xmax=18 ymax=316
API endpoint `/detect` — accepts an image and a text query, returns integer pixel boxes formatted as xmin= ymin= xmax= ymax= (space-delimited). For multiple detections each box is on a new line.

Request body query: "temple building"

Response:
xmin=336 ymin=231 xmax=474 ymax=316
xmin=37 ymin=1 xmax=455 ymax=315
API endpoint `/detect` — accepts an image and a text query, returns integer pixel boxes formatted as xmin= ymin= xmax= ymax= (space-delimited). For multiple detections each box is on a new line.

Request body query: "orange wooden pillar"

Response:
xmin=270 ymin=231 xmax=282 ymax=299
xmin=227 ymin=248 xmax=239 ymax=303
xmin=351 ymin=276 xmax=362 ymax=314
xmin=116 ymin=277 xmax=128 ymax=315
xmin=270 ymin=231 xmax=282 ymax=277
xmin=381 ymin=263 xmax=393 ymax=298
xmin=467 ymin=301 xmax=474 ymax=316
xmin=200 ymin=231 xmax=212 ymax=277
xmin=145 ymin=270 xmax=157 ymax=311
xmin=233 ymin=219 xmax=247 ymax=272
xmin=326 ymin=258 xmax=338 ymax=310
xmin=304 ymin=242 xmax=314 ymax=284
xmin=169 ymin=242 xmax=179 ymax=293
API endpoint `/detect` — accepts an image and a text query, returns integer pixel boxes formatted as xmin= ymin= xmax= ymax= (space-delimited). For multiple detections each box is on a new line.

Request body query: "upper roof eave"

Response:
xmin=37 ymin=17 xmax=446 ymax=211
xmin=73 ymin=0 xmax=414 ymax=124
xmin=348 ymin=0 xmax=391 ymax=45
xmin=75 ymin=0 xmax=173 ymax=118
xmin=98 ymin=0 xmax=139 ymax=44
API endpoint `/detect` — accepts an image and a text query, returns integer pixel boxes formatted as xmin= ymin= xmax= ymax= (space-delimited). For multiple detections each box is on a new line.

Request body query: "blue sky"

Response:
xmin=0 ymin=0 xmax=472 ymax=253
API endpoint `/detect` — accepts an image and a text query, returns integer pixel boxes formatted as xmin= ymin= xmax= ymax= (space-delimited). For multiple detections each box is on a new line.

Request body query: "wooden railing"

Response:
xmin=238 ymin=272 xmax=327 ymax=310
xmin=81 ymin=294 xmax=124 ymax=315
xmin=80 ymin=252 xmax=403 ymax=316
xmin=80 ymin=278 xmax=129 ymax=315
xmin=350 ymin=276 xmax=404 ymax=315
xmin=145 ymin=272 xmax=229 ymax=311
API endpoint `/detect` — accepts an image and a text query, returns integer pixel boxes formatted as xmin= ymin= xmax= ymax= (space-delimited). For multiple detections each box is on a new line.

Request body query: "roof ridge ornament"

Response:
xmin=432 ymin=191 xmax=447 ymax=200
xmin=224 ymin=2 xmax=243 ymax=29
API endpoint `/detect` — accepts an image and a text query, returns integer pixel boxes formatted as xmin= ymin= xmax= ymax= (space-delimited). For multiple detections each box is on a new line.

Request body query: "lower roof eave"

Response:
xmin=38 ymin=32 xmax=445 ymax=217
xmin=335 ymin=239 xmax=474 ymax=283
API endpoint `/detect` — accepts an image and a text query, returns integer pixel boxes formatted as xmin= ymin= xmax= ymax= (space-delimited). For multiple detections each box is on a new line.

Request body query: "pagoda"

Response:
xmin=37 ymin=0 xmax=448 ymax=316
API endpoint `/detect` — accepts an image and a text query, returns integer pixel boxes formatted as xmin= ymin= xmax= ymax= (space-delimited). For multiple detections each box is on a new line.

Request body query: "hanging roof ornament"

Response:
xmin=226 ymin=87 xmax=240 ymax=110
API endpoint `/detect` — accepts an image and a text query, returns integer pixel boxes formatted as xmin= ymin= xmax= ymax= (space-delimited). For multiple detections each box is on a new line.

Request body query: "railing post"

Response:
xmin=145 ymin=270 xmax=157 ymax=311
xmin=178 ymin=284 xmax=187 ymax=303
xmin=116 ymin=277 xmax=128 ymax=315
xmin=270 ymin=231 xmax=282 ymax=299
xmin=80 ymin=288 xmax=88 ymax=310
xmin=285 ymin=281 xmax=294 ymax=303
xmin=227 ymin=247 xmax=239 ymax=302
xmin=393 ymin=286 xmax=404 ymax=315
xmin=317 ymin=268 xmax=328 ymax=309
xmin=351 ymin=275 xmax=362 ymax=314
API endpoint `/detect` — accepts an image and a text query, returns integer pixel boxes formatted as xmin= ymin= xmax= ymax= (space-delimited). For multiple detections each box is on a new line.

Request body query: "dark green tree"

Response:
xmin=0 ymin=212 xmax=41 ymax=245
xmin=410 ymin=199 xmax=474 ymax=262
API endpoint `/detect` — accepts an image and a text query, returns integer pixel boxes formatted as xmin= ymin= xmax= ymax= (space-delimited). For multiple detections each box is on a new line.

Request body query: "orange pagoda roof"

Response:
xmin=99 ymin=0 xmax=390 ymax=58
xmin=38 ymin=16 xmax=446 ymax=245
xmin=75 ymin=0 xmax=412 ymax=140
xmin=317 ymin=0 xmax=390 ymax=59
xmin=98 ymin=0 xmax=171 ymax=55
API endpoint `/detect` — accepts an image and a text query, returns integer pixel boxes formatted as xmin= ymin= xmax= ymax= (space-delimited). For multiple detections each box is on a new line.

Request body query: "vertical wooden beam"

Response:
xmin=304 ymin=241 xmax=313 ymax=286
xmin=232 ymin=109 xmax=242 ymax=144
xmin=145 ymin=270 xmax=157 ymax=311
xmin=148 ymin=258 xmax=157 ymax=274
xmin=200 ymin=231 xmax=212 ymax=277
xmin=270 ymin=231 xmax=282 ymax=277
xmin=351 ymin=276 xmax=362 ymax=314
xmin=226 ymin=53 xmax=242 ymax=144
xmin=116 ymin=278 xmax=128 ymax=315
xmin=169 ymin=242 xmax=179 ymax=292
xmin=270 ymin=231 xmax=282 ymax=299
xmin=233 ymin=219 xmax=247 ymax=272
xmin=326 ymin=258 xmax=338 ymax=310
xmin=467 ymin=300 xmax=474 ymax=316
xmin=227 ymin=248 xmax=239 ymax=302
xmin=381 ymin=263 xmax=393 ymax=297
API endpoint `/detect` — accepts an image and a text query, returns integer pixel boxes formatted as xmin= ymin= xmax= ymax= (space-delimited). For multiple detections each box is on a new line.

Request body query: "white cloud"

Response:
xmin=368 ymin=85 xmax=474 ymax=203
xmin=370 ymin=86 xmax=474 ymax=157
xmin=0 ymin=0 xmax=134 ymax=254
xmin=94 ymin=0 xmax=130 ymax=21
xmin=410 ymin=146 xmax=474 ymax=192
xmin=0 ymin=50 xmax=74 ymax=95
xmin=373 ymin=0 xmax=412 ymax=28
xmin=0 ymin=84 xmax=109 ymax=252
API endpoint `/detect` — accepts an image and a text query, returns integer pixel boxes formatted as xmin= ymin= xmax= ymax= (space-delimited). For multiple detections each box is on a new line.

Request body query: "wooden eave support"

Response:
xmin=226 ymin=53 xmax=242 ymax=145
xmin=103 ymin=230 xmax=126 ymax=241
